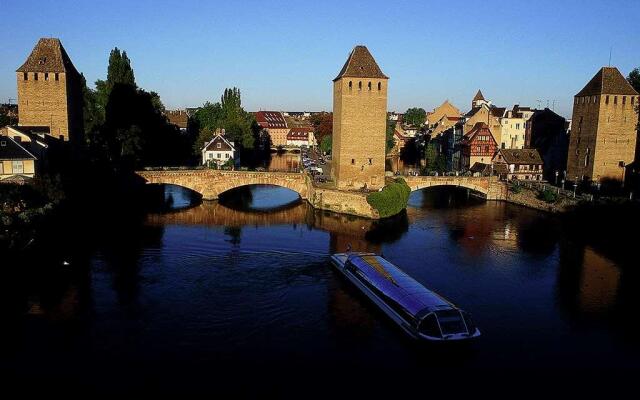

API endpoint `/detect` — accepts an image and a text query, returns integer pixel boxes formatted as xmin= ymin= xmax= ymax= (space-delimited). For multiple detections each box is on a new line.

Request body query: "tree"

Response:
xmin=403 ymin=107 xmax=426 ymax=127
xmin=386 ymin=121 xmax=396 ymax=154
xmin=628 ymin=68 xmax=640 ymax=93
xmin=191 ymin=88 xmax=256 ymax=156
xmin=320 ymin=135 xmax=332 ymax=154
xmin=86 ymin=47 xmax=192 ymax=169
xmin=309 ymin=112 xmax=333 ymax=142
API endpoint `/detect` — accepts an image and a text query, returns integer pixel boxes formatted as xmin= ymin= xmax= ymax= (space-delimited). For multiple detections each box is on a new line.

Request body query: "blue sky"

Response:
xmin=1 ymin=0 xmax=639 ymax=118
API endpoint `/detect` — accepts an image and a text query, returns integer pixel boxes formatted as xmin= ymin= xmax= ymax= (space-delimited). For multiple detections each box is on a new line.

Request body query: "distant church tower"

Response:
xmin=332 ymin=45 xmax=388 ymax=190
xmin=566 ymin=67 xmax=639 ymax=183
xmin=16 ymin=38 xmax=83 ymax=142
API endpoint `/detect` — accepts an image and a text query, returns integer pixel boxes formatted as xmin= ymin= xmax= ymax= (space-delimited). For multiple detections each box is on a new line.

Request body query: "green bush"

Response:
xmin=538 ymin=188 xmax=558 ymax=204
xmin=510 ymin=182 xmax=522 ymax=194
xmin=366 ymin=178 xmax=411 ymax=218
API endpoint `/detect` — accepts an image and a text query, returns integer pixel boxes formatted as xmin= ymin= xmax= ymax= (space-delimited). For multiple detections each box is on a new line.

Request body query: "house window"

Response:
xmin=225 ymin=153 xmax=229 ymax=158
xmin=217 ymin=143 xmax=221 ymax=149
xmin=0 ymin=162 xmax=3 ymax=175
xmin=208 ymin=153 xmax=213 ymax=159
xmin=217 ymin=153 xmax=221 ymax=158
xmin=12 ymin=160 xmax=24 ymax=174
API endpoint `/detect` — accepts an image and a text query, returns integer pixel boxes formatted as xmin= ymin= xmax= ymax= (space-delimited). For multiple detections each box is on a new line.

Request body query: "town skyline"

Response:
xmin=2 ymin=0 xmax=640 ymax=118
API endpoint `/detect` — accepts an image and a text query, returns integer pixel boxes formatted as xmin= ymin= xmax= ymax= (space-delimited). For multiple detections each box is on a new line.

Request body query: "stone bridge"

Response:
xmin=136 ymin=169 xmax=310 ymax=200
xmin=402 ymin=175 xmax=507 ymax=200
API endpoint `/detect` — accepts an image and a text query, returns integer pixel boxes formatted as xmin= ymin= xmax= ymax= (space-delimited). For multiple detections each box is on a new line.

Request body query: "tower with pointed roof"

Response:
xmin=16 ymin=38 xmax=83 ymax=142
xmin=332 ymin=45 xmax=388 ymax=190
xmin=566 ymin=66 xmax=639 ymax=183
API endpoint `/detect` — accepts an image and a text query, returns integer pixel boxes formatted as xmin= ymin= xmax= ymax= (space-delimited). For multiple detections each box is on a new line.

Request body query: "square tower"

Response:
xmin=332 ymin=46 xmax=388 ymax=190
xmin=16 ymin=38 xmax=83 ymax=143
xmin=567 ymin=67 xmax=639 ymax=183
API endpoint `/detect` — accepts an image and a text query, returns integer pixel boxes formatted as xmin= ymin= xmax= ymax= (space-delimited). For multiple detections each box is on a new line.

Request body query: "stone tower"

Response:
xmin=567 ymin=67 xmax=639 ymax=183
xmin=332 ymin=45 xmax=388 ymax=190
xmin=16 ymin=38 xmax=83 ymax=142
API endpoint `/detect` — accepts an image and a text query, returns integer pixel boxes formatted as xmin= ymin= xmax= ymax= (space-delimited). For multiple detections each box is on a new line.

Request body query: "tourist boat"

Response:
xmin=330 ymin=252 xmax=480 ymax=341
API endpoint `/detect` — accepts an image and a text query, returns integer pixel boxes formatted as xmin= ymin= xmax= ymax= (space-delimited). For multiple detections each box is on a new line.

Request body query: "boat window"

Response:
xmin=435 ymin=310 xmax=467 ymax=335
xmin=419 ymin=314 xmax=441 ymax=338
xmin=461 ymin=311 xmax=476 ymax=335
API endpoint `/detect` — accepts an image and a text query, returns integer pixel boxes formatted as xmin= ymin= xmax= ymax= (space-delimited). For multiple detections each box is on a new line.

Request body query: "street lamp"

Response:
xmin=561 ymin=179 xmax=565 ymax=190
xmin=555 ymin=170 xmax=559 ymax=186
xmin=573 ymin=177 xmax=578 ymax=198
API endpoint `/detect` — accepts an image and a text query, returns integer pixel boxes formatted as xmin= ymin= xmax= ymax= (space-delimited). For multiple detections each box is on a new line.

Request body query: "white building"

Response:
xmin=202 ymin=134 xmax=236 ymax=166
xmin=499 ymin=105 xmax=534 ymax=149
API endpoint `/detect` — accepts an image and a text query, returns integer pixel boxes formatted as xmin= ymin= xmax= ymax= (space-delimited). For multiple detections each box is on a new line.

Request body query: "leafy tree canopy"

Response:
xmin=403 ymin=107 xmax=427 ymax=127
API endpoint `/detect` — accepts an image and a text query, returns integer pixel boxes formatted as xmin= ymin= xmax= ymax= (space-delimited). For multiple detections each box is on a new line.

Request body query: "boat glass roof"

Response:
xmin=347 ymin=254 xmax=453 ymax=317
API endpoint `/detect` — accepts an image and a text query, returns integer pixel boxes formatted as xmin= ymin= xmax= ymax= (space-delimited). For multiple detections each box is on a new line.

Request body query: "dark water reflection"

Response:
xmin=1 ymin=185 xmax=638 ymax=395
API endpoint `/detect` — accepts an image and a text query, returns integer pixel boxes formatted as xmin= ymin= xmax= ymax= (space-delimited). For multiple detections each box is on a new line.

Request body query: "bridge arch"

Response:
xmin=403 ymin=176 xmax=490 ymax=197
xmin=136 ymin=170 xmax=310 ymax=201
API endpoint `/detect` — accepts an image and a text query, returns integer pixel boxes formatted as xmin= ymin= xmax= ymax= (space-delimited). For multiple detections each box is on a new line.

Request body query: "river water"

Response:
xmin=1 ymin=182 xmax=638 ymax=395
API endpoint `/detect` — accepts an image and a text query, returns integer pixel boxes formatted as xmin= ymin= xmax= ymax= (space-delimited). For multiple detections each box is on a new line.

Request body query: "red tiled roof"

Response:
xmin=287 ymin=128 xmax=309 ymax=140
xmin=255 ymin=111 xmax=288 ymax=129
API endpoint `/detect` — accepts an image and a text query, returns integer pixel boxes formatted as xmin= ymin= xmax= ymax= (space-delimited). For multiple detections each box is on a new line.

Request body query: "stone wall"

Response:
xmin=332 ymin=77 xmax=387 ymax=190
xmin=308 ymin=185 xmax=379 ymax=219
xmin=568 ymin=93 xmax=639 ymax=182
xmin=136 ymin=170 xmax=309 ymax=200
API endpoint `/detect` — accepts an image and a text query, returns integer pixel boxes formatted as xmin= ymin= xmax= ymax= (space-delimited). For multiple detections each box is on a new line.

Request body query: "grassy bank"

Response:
xmin=366 ymin=178 xmax=411 ymax=218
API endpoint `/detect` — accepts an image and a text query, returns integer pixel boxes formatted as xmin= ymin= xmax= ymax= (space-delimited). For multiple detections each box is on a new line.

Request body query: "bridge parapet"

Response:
xmin=402 ymin=175 xmax=507 ymax=200
xmin=136 ymin=169 xmax=310 ymax=200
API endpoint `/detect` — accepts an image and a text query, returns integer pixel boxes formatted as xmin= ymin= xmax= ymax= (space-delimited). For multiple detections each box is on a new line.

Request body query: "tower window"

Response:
xmin=55 ymin=73 xmax=59 ymax=81
xmin=23 ymin=72 xmax=27 ymax=80
xmin=622 ymin=96 xmax=626 ymax=105
xmin=45 ymin=73 xmax=49 ymax=81
xmin=348 ymin=81 xmax=352 ymax=90
xmin=358 ymin=82 xmax=362 ymax=90
xmin=614 ymin=96 xmax=617 ymax=104
xmin=351 ymin=159 xmax=355 ymax=164
xmin=378 ymin=82 xmax=381 ymax=91
xmin=605 ymin=95 xmax=609 ymax=104
xmin=368 ymin=82 xmax=371 ymax=91
xmin=368 ymin=158 xmax=372 ymax=165
xmin=632 ymin=96 xmax=635 ymax=105
xmin=34 ymin=73 xmax=38 ymax=81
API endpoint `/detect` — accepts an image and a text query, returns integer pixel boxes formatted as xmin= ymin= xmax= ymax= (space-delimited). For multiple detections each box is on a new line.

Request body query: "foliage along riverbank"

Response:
xmin=366 ymin=178 xmax=411 ymax=218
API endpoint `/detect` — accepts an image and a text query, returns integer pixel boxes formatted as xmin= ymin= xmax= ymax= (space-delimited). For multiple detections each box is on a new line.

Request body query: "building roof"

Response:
xmin=334 ymin=45 xmax=388 ymax=81
xmin=165 ymin=110 xmax=189 ymax=129
xmin=461 ymin=122 xmax=496 ymax=144
xmin=0 ymin=136 xmax=37 ymax=160
xmin=575 ymin=66 xmax=639 ymax=97
xmin=473 ymin=90 xmax=485 ymax=102
xmin=255 ymin=111 xmax=288 ymax=129
xmin=16 ymin=38 xmax=78 ymax=74
xmin=490 ymin=107 xmax=506 ymax=118
xmin=497 ymin=148 xmax=543 ymax=165
xmin=203 ymin=134 xmax=234 ymax=152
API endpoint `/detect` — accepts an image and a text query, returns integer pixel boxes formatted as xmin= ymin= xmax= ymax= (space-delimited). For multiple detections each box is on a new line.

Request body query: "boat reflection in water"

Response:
xmin=331 ymin=252 xmax=480 ymax=341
